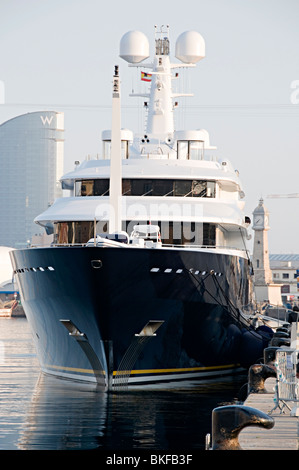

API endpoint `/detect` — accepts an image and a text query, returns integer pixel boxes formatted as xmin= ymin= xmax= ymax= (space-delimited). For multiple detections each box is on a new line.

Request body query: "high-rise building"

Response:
xmin=0 ymin=111 xmax=64 ymax=248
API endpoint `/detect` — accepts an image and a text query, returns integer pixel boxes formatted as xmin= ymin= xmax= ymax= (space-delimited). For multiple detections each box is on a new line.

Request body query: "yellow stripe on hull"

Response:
xmin=44 ymin=363 xmax=240 ymax=376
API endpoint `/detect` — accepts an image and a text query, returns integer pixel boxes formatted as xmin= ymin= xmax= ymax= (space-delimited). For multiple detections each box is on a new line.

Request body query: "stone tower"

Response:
xmin=252 ymin=198 xmax=272 ymax=285
xmin=252 ymin=198 xmax=282 ymax=305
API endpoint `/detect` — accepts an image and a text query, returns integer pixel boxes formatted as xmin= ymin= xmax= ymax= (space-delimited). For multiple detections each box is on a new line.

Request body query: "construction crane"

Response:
xmin=267 ymin=193 xmax=299 ymax=198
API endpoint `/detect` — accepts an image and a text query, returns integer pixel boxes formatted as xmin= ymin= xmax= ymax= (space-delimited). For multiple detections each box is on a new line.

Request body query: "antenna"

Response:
xmin=267 ymin=194 xmax=299 ymax=198
xmin=119 ymin=31 xmax=149 ymax=64
xmin=175 ymin=31 xmax=205 ymax=64
xmin=109 ymin=65 xmax=122 ymax=234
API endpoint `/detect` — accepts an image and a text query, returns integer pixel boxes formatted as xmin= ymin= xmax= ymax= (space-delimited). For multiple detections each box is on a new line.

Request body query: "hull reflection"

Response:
xmin=18 ymin=372 xmax=246 ymax=450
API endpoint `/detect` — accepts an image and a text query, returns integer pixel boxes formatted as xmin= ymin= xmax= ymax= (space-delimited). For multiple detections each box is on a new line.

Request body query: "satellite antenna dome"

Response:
xmin=175 ymin=31 xmax=205 ymax=64
xmin=119 ymin=31 xmax=150 ymax=63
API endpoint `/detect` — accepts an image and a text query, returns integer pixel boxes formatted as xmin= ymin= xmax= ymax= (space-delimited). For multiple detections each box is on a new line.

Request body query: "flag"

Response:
xmin=141 ymin=72 xmax=152 ymax=82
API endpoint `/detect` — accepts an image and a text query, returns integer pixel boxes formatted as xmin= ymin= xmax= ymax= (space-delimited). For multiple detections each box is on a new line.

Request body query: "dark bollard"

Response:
xmin=210 ymin=405 xmax=274 ymax=450
xmin=270 ymin=336 xmax=290 ymax=347
xmin=273 ymin=331 xmax=289 ymax=338
xmin=276 ymin=327 xmax=289 ymax=334
xmin=247 ymin=364 xmax=277 ymax=394
xmin=264 ymin=346 xmax=279 ymax=365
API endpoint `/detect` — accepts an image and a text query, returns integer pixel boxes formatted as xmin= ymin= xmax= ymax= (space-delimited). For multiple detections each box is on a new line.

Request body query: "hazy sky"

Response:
xmin=0 ymin=0 xmax=298 ymax=253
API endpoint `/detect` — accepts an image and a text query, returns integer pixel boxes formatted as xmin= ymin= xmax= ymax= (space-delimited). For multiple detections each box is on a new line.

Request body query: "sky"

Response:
xmin=0 ymin=0 xmax=298 ymax=254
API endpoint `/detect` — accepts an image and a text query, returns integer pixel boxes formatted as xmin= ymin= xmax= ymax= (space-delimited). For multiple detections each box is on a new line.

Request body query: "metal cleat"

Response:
xmin=248 ymin=364 xmax=277 ymax=394
xmin=208 ymin=405 xmax=274 ymax=450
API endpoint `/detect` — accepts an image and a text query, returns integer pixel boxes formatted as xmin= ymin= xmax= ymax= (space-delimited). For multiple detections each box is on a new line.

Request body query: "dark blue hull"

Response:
xmin=10 ymin=246 xmax=270 ymax=389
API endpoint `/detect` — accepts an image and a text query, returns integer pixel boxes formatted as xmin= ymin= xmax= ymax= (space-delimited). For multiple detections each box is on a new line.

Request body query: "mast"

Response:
xmin=109 ymin=65 xmax=122 ymax=233
xmin=145 ymin=25 xmax=174 ymax=136
xmin=119 ymin=27 xmax=206 ymax=147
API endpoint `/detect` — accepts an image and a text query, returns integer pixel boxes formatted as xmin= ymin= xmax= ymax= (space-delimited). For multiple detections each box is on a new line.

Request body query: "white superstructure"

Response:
xmin=35 ymin=26 xmax=251 ymax=255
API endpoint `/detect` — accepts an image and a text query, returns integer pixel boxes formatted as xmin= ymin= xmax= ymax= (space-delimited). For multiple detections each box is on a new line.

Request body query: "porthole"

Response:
xmin=91 ymin=260 xmax=103 ymax=269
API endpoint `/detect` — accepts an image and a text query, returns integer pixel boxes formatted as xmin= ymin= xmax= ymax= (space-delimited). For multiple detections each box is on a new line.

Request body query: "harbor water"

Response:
xmin=0 ymin=317 xmax=247 ymax=451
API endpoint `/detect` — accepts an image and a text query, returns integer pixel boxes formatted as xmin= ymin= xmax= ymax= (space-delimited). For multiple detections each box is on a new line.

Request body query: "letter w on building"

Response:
xmin=40 ymin=115 xmax=54 ymax=126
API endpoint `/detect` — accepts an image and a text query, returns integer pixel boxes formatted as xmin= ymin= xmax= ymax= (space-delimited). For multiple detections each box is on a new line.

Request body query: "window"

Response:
xmin=174 ymin=180 xmax=191 ymax=197
xmin=55 ymin=222 xmax=94 ymax=244
xmin=203 ymin=224 xmax=216 ymax=246
xmin=54 ymin=220 xmax=217 ymax=246
xmin=130 ymin=179 xmax=153 ymax=196
xmin=75 ymin=179 xmax=109 ymax=196
xmin=281 ymin=285 xmax=290 ymax=294
xmin=74 ymin=178 xmax=216 ymax=198
xmin=283 ymin=273 xmax=289 ymax=279
xmin=125 ymin=221 xmax=216 ymax=247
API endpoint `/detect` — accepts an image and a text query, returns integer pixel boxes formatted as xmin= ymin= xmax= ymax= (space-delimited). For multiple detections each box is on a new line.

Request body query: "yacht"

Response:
xmin=10 ymin=27 xmax=272 ymax=390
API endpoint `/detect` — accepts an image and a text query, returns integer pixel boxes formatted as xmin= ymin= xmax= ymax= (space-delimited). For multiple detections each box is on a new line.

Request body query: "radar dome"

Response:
xmin=175 ymin=31 xmax=205 ymax=64
xmin=120 ymin=31 xmax=150 ymax=63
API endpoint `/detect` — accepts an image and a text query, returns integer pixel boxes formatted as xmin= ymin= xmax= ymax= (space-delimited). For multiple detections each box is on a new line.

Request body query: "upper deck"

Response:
xmin=33 ymin=27 xmax=251 ymax=253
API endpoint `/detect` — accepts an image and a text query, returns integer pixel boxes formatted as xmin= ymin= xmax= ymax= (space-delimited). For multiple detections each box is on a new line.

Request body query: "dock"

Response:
xmin=239 ymin=377 xmax=299 ymax=450
xmin=0 ymin=301 xmax=25 ymax=318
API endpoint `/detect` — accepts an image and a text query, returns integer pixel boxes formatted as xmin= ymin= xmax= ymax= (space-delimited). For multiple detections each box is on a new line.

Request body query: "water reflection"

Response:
xmin=0 ymin=318 xmax=246 ymax=450
xmin=19 ymin=375 xmax=107 ymax=450
xmin=18 ymin=375 xmax=245 ymax=450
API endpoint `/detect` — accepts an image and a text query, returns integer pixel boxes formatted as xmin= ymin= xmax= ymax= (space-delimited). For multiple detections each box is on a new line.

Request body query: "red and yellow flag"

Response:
xmin=141 ymin=72 xmax=152 ymax=82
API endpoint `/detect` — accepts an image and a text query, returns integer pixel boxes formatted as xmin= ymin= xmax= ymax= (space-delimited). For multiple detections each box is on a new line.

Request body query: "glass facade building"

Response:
xmin=0 ymin=111 xmax=64 ymax=248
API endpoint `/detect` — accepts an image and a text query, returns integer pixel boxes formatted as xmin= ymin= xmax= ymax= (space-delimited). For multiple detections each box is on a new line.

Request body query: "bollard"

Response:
xmin=210 ymin=405 xmax=274 ymax=450
xmin=247 ymin=364 xmax=277 ymax=394
xmin=270 ymin=336 xmax=291 ymax=347
xmin=272 ymin=331 xmax=289 ymax=339
xmin=276 ymin=327 xmax=289 ymax=334
xmin=264 ymin=346 xmax=279 ymax=365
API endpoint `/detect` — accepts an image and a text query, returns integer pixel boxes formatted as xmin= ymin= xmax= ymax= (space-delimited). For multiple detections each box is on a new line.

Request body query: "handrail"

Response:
xmin=162 ymin=243 xmax=247 ymax=252
xmin=271 ymin=344 xmax=299 ymax=416
xmin=30 ymin=243 xmax=86 ymax=248
xmin=30 ymin=241 xmax=247 ymax=252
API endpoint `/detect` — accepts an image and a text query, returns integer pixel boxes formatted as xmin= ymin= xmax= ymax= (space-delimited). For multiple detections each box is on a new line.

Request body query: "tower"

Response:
xmin=252 ymin=198 xmax=272 ymax=285
xmin=0 ymin=111 xmax=64 ymax=248
xmin=252 ymin=198 xmax=282 ymax=305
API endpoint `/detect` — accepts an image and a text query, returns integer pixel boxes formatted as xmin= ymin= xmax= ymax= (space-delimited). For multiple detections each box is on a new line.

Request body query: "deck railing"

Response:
xmin=30 ymin=241 xmax=247 ymax=252
xmin=271 ymin=345 xmax=299 ymax=416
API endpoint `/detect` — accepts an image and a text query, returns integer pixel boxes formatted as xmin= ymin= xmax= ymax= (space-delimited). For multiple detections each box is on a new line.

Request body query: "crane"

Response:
xmin=267 ymin=193 xmax=299 ymax=198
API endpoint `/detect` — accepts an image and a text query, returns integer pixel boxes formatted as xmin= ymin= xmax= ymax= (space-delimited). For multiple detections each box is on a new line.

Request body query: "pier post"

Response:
xmin=263 ymin=346 xmax=279 ymax=365
xmin=209 ymin=405 xmax=274 ymax=450
xmin=247 ymin=364 xmax=277 ymax=394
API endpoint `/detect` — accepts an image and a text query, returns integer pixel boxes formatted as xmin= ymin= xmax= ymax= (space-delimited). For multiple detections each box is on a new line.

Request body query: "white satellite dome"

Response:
xmin=175 ymin=31 xmax=205 ymax=64
xmin=119 ymin=31 xmax=150 ymax=63
xmin=0 ymin=246 xmax=15 ymax=284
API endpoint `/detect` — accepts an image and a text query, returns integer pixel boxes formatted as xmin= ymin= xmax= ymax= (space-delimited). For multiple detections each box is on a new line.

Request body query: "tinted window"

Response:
xmin=75 ymin=179 xmax=216 ymax=198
